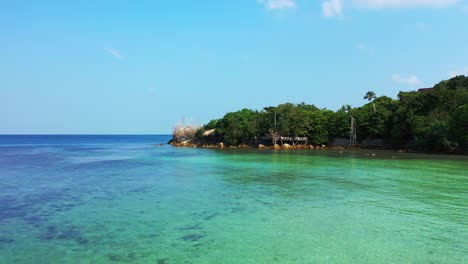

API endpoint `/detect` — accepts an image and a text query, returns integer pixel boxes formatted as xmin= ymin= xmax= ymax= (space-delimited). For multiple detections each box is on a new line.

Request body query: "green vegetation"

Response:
xmin=195 ymin=76 xmax=468 ymax=154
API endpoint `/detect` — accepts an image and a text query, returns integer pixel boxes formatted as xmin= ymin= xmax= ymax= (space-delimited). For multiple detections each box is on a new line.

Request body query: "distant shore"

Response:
xmin=165 ymin=138 xmax=468 ymax=156
xmin=167 ymin=138 xmax=398 ymax=152
xmin=169 ymin=75 xmax=468 ymax=155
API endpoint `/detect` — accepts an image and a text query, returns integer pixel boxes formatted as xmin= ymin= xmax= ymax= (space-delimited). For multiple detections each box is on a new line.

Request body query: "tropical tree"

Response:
xmin=330 ymin=105 xmax=354 ymax=138
xmin=364 ymin=91 xmax=377 ymax=112
xmin=215 ymin=109 xmax=259 ymax=146
xmin=451 ymin=103 xmax=468 ymax=154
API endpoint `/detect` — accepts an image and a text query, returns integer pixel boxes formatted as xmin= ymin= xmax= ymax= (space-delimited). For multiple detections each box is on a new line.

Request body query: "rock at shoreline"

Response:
xmin=169 ymin=140 xmax=330 ymax=150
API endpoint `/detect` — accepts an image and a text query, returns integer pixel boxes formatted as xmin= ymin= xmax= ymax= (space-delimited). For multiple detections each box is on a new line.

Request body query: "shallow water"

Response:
xmin=0 ymin=135 xmax=467 ymax=263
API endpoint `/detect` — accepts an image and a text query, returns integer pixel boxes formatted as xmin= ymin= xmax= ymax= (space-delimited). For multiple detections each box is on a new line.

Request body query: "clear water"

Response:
xmin=0 ymin=135 xmax=467 ymax=263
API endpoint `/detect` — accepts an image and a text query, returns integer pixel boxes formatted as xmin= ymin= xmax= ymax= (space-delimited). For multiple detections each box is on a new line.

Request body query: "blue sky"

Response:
xmin=1 ymin=0 xmax=467 ymax=134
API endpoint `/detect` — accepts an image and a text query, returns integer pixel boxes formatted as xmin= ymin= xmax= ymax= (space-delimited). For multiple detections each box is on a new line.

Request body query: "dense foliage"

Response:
xmin=196 ymin=76 xmax=468 ymax=154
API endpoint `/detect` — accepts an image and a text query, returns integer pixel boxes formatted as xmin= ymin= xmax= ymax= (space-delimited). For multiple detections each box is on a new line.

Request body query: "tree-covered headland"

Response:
xmin=172 ymin=76 xmax=468 ymax=154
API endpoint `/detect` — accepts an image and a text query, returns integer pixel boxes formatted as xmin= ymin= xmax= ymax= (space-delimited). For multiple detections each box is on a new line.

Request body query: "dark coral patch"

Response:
xmin=108 ymin=254 xmax=123 ymax=262
xmin=179 ymin=233 xmax=206 ymax=242
xmin=77 ymin=238 xmax=89 ymax=245
xmin=157 ymin=257 xmax=169 ymax=264
xmin=58 ymin=230 xmax=81 ymax=239
xmin=23 ymin=216 xmax=45 ymax=225
xmin=175 ymin=224 xmax=202 ymax=231
xmin=0 ymin=238 xmax=15 ymax=244
xmin=203 ymin=212 xmax=219 ymax=221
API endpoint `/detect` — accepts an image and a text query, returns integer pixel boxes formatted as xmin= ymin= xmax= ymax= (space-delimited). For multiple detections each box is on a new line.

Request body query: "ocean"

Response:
xmin=0 ymin=135 xmax=467 ymax=263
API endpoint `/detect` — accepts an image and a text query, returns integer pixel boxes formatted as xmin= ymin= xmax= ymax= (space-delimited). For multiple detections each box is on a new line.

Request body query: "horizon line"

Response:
xmin=0 ymin=134 xmax=173 ymax=136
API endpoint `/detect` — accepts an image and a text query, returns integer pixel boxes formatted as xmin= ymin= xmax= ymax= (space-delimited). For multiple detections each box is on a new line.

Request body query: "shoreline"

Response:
xmin=166 ymin=140 xmax=468 ymax=156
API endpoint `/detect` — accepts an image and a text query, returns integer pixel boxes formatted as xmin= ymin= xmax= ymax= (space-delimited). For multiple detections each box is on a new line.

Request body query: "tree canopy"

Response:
xmin=193 ymin=76 xmax=468 ymax=154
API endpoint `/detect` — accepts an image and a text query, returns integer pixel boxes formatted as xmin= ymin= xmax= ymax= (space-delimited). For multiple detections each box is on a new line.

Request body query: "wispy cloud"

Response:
xmin=323 ymin=0 xmax=343 ymax=17
xmin=104 ymin=46 xmax=123 ymax=59
xmin=448 ymin=67 xmax=468 ymax=77
xmin=319 ymin=0 xmax=461 ymax=19
xmin=392 ymin=74 xmax=422 ymax=85
xmin=352 ymin=0 xmax=460 ymax=9
xmin=357 ymin=43 xmax=375 ymax=55
xmin=258 ymin=0 xmax=296 ymax=10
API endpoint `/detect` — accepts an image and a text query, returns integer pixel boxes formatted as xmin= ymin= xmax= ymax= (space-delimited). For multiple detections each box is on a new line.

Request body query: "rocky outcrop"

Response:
xmin=169 ymin=139 xmax=330 ymax=151
xmin=170 ymin=140 xmax=197 ymax=148
xmin=203 ymin=129 xmax=216 ymax=137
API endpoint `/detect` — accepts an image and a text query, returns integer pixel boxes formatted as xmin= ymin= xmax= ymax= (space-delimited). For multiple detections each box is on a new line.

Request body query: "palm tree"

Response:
xmin=364 ymin=91 xmax=377 ymax=112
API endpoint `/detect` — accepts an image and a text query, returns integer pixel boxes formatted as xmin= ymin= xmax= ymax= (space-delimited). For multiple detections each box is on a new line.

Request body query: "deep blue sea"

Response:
xmin=0 ymin=135 xmax=467 ymax=263
xmin=0 ymin=135 xmax=168 ymax=146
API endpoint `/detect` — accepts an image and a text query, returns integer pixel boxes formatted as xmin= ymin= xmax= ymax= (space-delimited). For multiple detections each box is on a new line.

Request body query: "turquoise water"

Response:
xmin=0 ymin=135 xmax=467 ymax=263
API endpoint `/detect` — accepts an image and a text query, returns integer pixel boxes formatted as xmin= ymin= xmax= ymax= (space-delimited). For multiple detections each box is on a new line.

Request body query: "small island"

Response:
xmin=170 ymin=75 xmax=468 ymax=155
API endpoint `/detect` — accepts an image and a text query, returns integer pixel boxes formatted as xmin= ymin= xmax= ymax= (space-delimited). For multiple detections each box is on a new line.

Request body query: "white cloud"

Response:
xmin=392 ymin=74 xmax=422 ymax=85
xmin=319 ymin=0 xmax=461 ymax=20
xmin=258 ymin=0 xmax=295 ymax=9
xmin=352 ymin=0 xmax=460 ymax=9
xmin=323 ymin=0 xmax=343 ymax=17
xmin=104 ymin=46 xmax=123 ymax=59
xmin=448 ymin=67 xmax=468 ymax=77
xmin=357 ymin=43 xmax=375 ymax=55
